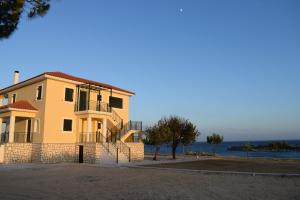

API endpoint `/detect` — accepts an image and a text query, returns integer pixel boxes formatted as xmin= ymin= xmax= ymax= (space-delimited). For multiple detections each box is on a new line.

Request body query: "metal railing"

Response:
xmin=0 ymin=132 xmax=8 ymax=144
xmin=1 ymin=132 xmax=33 ymax=143
xmin=119 ymin=121 xmax=143 ymax=139
xmin=14 ymin=132 xmax=33 ymax=143
xmin=111 ymin=109 xmax=123 ymax=128
xmin=78 ymin=132 xmax=102 ymax=143
xmin=75 ymin=101 xmax=112 ymax=113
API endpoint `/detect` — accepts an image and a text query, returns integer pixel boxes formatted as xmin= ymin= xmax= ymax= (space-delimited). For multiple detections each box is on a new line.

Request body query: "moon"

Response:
xmin=179 ymin=8 xmax=184 ymax=13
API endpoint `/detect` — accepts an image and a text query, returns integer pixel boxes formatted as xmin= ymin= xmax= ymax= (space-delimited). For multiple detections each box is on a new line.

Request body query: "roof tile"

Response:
xmin=0 ymin=100 xmax=37 ymax=111
xmin=45 ymin=72 xmax=135 ymax=95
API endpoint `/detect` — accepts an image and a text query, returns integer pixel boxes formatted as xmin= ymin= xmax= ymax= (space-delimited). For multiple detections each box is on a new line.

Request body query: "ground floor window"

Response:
xmin=63 ymin=119 xmax=73 ymax=132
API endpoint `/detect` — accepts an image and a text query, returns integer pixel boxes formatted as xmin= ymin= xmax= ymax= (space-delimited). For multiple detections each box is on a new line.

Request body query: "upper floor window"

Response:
xmin=109 ymin=96 xmax=123 ymax=109
xmin=64 ymin=88 xmax=74 ymax=102
xmin=36 ymin=85 xmax=43 ymax=100
xmin=12 ymin=93 xmax=17 ymax=103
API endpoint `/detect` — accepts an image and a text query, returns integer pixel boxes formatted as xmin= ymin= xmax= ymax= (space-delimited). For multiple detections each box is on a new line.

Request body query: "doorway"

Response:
xmin=79 ymin=145 xmax=83 ymax=163
xmin=26 ymin=119 xmax=31 ymax=143
xmin=79 ymin=91 xmax=87 ymax=111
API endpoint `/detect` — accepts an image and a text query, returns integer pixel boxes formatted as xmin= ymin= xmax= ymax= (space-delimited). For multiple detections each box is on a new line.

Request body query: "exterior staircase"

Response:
xmin=96 ymin=133 xmax=130 ymax=164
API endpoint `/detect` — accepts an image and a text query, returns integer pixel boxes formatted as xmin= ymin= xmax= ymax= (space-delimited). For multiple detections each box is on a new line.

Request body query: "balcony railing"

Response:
xmin=107 ymin=121 xmax=142 ymax=142
xmin=14 ymin=132 xmax=33 ymax=143
xmin=0 ymin=132 xmax=32 ymax=143
xmin=75 ymin=101 xmax=112 ymax=113
xmin=78 ymin=132 xmax=106 ymax=143
xmin=0 ymin=132 xmax=8 ymax=144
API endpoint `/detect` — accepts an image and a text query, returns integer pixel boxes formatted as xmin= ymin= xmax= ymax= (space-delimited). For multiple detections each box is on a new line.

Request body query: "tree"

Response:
xmin=0 ymin=0 xmax=51 ymax=39
xmin=143 ymin=120 xmax=170 ymax=161
xmin=165 ymin=116 xmax=199 ymax=159
xmin=206 ymin=133 xmax=224 ymax=154
xmin=243 ymin=143 xmax=252 ymax=159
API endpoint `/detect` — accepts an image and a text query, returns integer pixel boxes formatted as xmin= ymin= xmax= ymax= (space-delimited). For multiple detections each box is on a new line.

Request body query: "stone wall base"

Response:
xmin=127 ymin=142 xmax=145 ymax=161
xmin=1 ymin=142 xmax=144 ymax=164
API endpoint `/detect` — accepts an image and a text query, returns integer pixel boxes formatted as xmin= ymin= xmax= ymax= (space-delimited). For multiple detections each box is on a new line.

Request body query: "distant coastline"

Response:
xmin=145 ymin=140 xmax=300 ymax=159
xmin=227 ymin=141 xmax=300 ymax=152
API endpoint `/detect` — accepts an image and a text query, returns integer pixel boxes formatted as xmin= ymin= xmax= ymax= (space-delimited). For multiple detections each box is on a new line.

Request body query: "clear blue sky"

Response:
xmin=1 ymin=0 xmax=299 ymax=141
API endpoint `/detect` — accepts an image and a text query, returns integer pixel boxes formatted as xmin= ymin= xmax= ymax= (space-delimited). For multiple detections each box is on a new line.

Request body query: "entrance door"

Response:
xmin=79 ymin=91 xmax=87 ymax=111
xmin=79 ymin=145 xmax=84 ymax=163
xmin=96 ymin=122 xmax=102 ymax=143
xmin=26 ymin=119 xmax=31 ymax=143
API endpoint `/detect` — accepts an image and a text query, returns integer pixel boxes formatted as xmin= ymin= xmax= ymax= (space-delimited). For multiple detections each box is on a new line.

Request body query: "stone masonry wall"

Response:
xmin=75 ymin=143 xmax=97 ymax=164
xmin=3 ymin=143 xmax=33 ymax=164
xmin=126 ymin=142 xmax=144 ymax=161
xmin=3 ymin=143 xmax=77 ymax=164
xmin=2 ymin=142 xmax=143 ymax=164
xmin=40 ymin=143 xmax=77 ymax=163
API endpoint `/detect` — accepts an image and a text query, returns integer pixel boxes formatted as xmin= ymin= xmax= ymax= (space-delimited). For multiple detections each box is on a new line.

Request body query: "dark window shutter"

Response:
xmin=63 ymin=119 xmax=73 ymax=131
xmin=37 ymin=86 xmax=42 ymax=100
xmin=109 ymin=96 xmax=123 ymax=109
xmin=65 ymin=88 xmax=74 ymax=102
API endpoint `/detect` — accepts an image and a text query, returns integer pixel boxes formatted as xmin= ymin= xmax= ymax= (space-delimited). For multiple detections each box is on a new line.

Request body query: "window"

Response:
xmin=12 ymin=94 xmax=17 ymax=103
xmin=1 ymin=94 xmax=8 ymax=106
xmin=63 ymin=119 xmax=73 ymax=132
xmin=64 ymin=88 xmax=74 ymax=102
xmin=109 ymin=96 xmax=123 ymax=109
xmin=36 ymin=85 xmax=43 ymax=100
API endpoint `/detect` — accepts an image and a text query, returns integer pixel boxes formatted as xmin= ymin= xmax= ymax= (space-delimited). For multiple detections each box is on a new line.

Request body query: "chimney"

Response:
xmin=13 ymin=71 xmax=19 ymax=84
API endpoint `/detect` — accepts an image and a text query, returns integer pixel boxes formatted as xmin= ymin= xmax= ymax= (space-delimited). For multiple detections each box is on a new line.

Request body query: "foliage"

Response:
xmin=206 ymin=133 xmax=223 ymax=145
xmin=0 ymin=0 xmax=50 ymax=39
xmin=269 ymin=141 xmax=292 ymax=151
xmin=144 ymin=116 xmax=199 ymax=160
xmin=164 ymin=116 xmax=199 ymax=159
xmin=206 ymin=133 xmax=224 ymax=154
xmin=143 ymin=119 xmax=170 ymax=160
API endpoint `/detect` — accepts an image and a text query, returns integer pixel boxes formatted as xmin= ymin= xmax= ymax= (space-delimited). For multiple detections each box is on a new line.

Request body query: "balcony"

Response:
xmin=75 ymin=100 xmax=112 ymax=113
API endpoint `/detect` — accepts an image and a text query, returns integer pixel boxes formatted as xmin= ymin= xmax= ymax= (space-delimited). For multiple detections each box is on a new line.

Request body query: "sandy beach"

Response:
xmin=0 ymin=162 xmax=299 ymax=200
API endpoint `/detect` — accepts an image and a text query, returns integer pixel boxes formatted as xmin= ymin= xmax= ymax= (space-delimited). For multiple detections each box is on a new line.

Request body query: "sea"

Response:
xmin=144 ymin=140 xmax=300 ymax=159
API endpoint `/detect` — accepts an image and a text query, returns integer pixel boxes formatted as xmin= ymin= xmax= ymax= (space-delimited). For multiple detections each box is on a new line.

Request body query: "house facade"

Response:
xmin=0 ymin=71 xmax=144 ymax=164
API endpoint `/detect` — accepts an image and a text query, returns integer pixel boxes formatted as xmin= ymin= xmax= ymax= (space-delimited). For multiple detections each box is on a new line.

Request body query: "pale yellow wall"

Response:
xmin=3 ymin=81 xmax=47 ymax=143
xmin=43 ymin=79 xmax=78 ymax=143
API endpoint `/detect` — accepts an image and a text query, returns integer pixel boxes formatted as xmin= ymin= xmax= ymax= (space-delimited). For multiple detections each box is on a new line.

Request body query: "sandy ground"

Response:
xmin=0 ymin=163 xmax=299 ymax=200
xmin=142 ymin=156 xmax=300 ymax=174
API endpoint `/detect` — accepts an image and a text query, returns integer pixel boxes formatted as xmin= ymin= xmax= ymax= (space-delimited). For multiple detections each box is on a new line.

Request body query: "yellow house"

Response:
xmin=0 ymin=71 xmax=144 ymax=164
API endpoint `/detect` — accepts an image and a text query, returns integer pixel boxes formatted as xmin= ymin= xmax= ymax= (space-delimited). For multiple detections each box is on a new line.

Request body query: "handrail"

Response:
xmin=106 ymin=129 xmax=131 ymax=162
xmin=75 ymin=101 xmax=112 ymax=113
xmin=119 ymin=121 xmax=143 ymax=139
xmin=111 ymin=108 xmax=123 ymax=128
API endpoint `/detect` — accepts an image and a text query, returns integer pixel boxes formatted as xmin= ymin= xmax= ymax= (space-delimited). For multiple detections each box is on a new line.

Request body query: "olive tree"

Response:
xmin=206 ymin=133 xmax=224 ymax=154
xmin=164 ymin=116 xmax=199 ymax=159
xmin=143 ymin=120 xmax=170 ymax=161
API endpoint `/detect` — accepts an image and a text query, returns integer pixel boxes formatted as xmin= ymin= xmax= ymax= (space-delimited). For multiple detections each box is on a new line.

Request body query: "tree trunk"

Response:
xmin=153 ymin=146 xmax=160 ymax=161
xmin=172 ymin=146 xmax=176 ymax=159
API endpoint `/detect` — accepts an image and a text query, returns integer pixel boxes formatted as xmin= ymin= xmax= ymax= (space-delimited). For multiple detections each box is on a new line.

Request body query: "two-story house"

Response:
xmin=0 ymin=71 xmax=144 ymax=164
